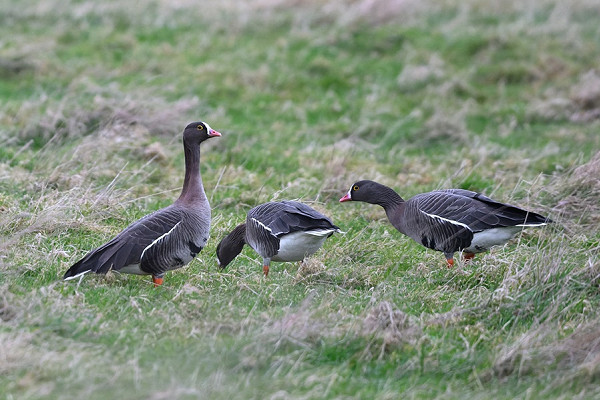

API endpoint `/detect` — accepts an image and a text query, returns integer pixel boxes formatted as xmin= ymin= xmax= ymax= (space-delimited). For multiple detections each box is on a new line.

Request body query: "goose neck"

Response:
xmin=376 ymin=187 xmax=405 ymax=211
xmin=217 ymin=223 xmax=247 ymax=268
xmin=178 ymin=141 xmax=205 ymax=204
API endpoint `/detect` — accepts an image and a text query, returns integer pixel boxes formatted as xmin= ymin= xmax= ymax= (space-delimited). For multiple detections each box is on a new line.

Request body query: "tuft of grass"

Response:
xmin=545 ymin=150 xmax=600 ymax=229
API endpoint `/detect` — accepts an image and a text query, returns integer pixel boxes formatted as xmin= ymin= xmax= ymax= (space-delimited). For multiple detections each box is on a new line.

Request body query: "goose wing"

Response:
xmin=246 ymin=213 xmax=280 ymax=260
xmin=245 ymin=201 xmax=339 ymax=260
xmin=428 ymin=189 xmax=549 ymax=231
xmin=403 ymin=193 xmax=474 ymax=253
xmin=63 ymin=207 xmax=183 ymax=279
xmin=264 ymin=201 xmax=340 ymax=236
xmin=137 ymin=208 xmax=205 ymax=276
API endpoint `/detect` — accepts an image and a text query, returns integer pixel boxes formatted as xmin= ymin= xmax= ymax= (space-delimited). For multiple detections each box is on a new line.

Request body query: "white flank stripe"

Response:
xmin=304 ymin=229 xmax=336 ymax=237
xmin=251 ymin=217 xmax=272 ymax=233
xmin=516 ymin=222 xmax=547 ymax=227
xmin=420 ymin=210 xmax=472 ymax=231
xmin=64 ymin=269 xmax=91 ymax=281
xmin=141 ymin=221 xmax=181 ymax=260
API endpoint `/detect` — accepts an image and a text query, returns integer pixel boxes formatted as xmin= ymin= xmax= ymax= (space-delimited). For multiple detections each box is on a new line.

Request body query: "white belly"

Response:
xmin=465 ymin=226 xmax=523 ymax=253
xmin=118 ymin=263 xmax=147 ymax=275
xmin=272 ymin=230 xmax=333 ymax=262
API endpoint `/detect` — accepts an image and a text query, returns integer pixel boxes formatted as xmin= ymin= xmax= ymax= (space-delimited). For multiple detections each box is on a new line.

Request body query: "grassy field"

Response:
xmin=2 ymin=0 xmax=600 ymax=398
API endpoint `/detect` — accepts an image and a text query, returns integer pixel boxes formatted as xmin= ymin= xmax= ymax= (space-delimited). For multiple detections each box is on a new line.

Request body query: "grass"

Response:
xmin=1 ymin=0 xmax=600 ymax=398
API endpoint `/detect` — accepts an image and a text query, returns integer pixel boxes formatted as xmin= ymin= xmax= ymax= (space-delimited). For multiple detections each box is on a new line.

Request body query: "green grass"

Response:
xmin=2 ymin=0 xmax=600 ymax=398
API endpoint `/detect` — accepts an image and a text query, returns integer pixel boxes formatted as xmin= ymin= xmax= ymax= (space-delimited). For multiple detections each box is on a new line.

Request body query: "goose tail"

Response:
xmin=63 ymin=241 xmax=121 ymax=280
xmin=63 ymin=257 xmax=93 ymax=280
xmin=517 ymin=211 xmax=553 ymax=227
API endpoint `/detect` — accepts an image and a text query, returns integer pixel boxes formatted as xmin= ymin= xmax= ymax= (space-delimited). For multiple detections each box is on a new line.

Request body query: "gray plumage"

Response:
xmin=63 ymin=121 xmax=221 ymax=285
xmin=216 ymin=201 xmax=341 ymax=276
xmin=340 ymin=180 xmax=552 ymax=265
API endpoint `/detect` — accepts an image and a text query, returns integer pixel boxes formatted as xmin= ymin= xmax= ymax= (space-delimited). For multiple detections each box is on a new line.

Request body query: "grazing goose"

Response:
xmin=63 ymin=121 xmax=221 ymax=286
xmin=340 ymin=180 xmax=551 ymax=266
xmin=216 ymin=201 xmax=341 ymax=276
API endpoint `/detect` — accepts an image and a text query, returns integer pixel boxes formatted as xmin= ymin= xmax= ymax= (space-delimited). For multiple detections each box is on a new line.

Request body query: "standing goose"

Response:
xmin=340 ymin=180 xmax=551 ymax=266
xmin=63 ymin=121 xmax=221 ymax=286
xmin=216 ymin=201 xmax=341 ymax=276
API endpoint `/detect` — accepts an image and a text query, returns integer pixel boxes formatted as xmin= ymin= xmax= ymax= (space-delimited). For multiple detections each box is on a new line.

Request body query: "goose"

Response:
xmin=216 ymin=201 xmax=341 ymax=276
xmin=340 ymin=180 xmax=551 ymax=266
xmin=63 ymin=121 xmax=221 ymax=286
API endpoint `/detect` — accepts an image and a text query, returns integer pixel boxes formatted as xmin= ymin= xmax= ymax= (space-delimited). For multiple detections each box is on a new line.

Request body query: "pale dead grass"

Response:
xmin=294 ymin=259 xmax=332 ymax=284
xmin=0 ymin=331 xmax=59 ymax=397
xmin=360 ymin=300 xmax=421 ymax=357
xmin=475 ymin=203 xmax=599 ymax=387
xmin=546 ymin=150 xmax=600 ymax=229
xmin=571 ymin=70 xmax=600 ymax=116
xmin=0 ymin=186 xmax=101 ymax=253
xmin=246 ymin=0 xmax=430 ymax=27
xmin=5 ymin=0 xmax=598 ymax=41
xmin=266 ymin=297 xmax=345 ymax=344
xmin=4 ymin=86 xmax=201 ymax=147
xmin=397 ymin=54 xmax=446 ymax=90
xmin=529 ymin=70 xmax=600 ymax=123
xmin=296 ymin=137 xmax=383 ymax=201
xmin=0 ymin=284 xmax=135 ymax=399
xmin=493 ymin=319 xmax=600 ymax=388
xmin=253 ymin=295 xmax=421 ymax=365
xmin=0 ymin=132 xmax=158 ymax=258
xmin=421 ymin=100 xmax=473 ymax=145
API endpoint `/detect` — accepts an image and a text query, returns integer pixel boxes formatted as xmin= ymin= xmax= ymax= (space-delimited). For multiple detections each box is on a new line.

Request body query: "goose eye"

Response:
xmin=197 ymin=124 xmax=204 ymax=130
xmin=353 ymin=185 xmax=359 ymax=191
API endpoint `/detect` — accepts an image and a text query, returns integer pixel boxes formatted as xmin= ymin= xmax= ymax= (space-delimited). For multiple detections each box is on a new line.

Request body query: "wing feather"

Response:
xmin=244 ymin=201 xmax=339 ymax=260
xmin=63 ymin=206 xmax=183 ymax=279
xmin=246 ymin=217 xmax=280 ymax=259
xmin=403 ymin=202 xmax=473 ymax=253
xmin=250 ymin=201 xmax=339 ymax=237
xmin=412 ymin=190 xmax=549 ymax=232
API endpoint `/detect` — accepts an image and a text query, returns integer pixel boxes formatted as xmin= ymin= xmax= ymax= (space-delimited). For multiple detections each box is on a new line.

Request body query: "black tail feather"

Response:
xmin=63 ymin=257 xmax=90 ymax=279
xmin=474 ymin=194 xmax=552 ymax=227
xmin=63 ymin=241 xmax=122 ymax=279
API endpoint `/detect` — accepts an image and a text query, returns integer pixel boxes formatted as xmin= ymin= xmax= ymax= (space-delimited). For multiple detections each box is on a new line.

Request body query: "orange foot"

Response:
xmin=463 ymin=252 xmax=475 ymax=262
xmin=263 ymin=265 xmax=269 ymax=277
xmin=446 ymin=258 xmax=454 ymax=268
xmin=152 ymin=276 xmax=164 ymax=287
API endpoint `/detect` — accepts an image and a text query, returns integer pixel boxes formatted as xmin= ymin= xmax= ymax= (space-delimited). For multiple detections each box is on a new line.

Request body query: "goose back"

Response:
xmin=411 ymin=189 xmax=549 ymax=231
xmin=246 ymin=200 xmax=340 ymax=261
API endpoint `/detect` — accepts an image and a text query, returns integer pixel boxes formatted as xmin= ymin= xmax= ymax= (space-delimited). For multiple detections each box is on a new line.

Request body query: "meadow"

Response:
xmin=1 ymin=0 xmax=600 ymax=398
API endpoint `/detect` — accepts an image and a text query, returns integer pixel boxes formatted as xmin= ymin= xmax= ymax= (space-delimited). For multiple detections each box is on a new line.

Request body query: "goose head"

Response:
xmin=216 ymin=223 xmax=247 ymax=269
xmin=339 ymin=180 xmax=384 ymax=204
xmin=183 ymin=121 xmax=222 ymax=145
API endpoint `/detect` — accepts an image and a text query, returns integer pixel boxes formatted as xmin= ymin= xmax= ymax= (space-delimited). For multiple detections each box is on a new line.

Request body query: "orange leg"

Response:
xmin=152 ymin=276 xmax=164 ymax=287
xmin=446 ymin=258 xmax=454 ymax=268
xmin=263 ymin=265 xmax=269 ymax=277
xmin=463 ymin=252 xmax=475 ymax=262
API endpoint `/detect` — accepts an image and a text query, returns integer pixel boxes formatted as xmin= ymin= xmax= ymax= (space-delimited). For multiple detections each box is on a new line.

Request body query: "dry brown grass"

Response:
xmin=360 ymin=300 xmax=422 ymax=359
xmin=529 ymin=70 xmax=600 ymax=123
xmin=6 ymin=88 xmax=202 ymax=147
xmin=493 ymin=319 xmax=600 ymax=387
xmin=546 ymin=151 xmax=600 ymax=230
